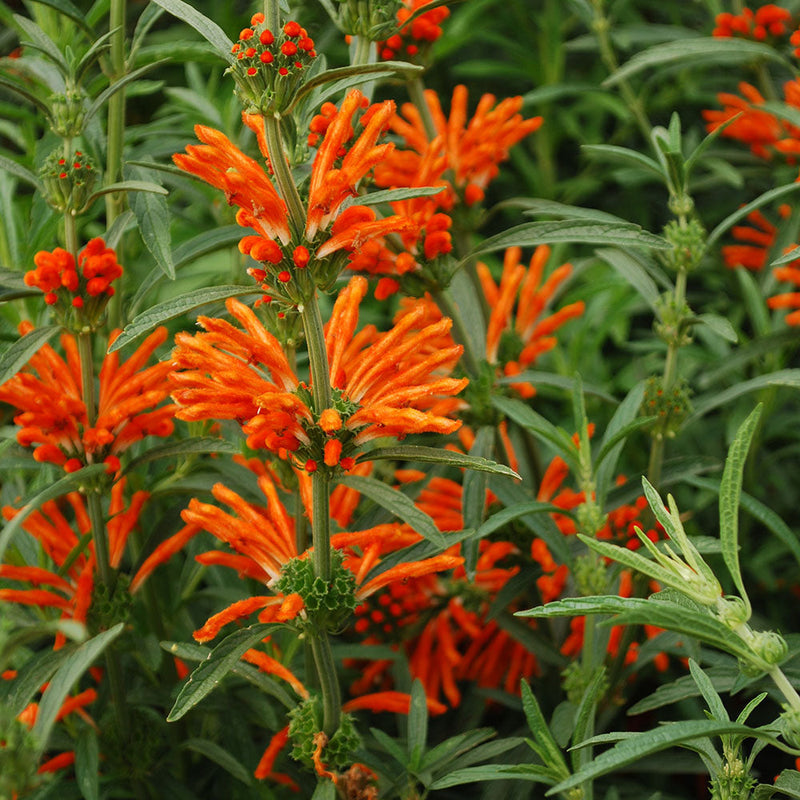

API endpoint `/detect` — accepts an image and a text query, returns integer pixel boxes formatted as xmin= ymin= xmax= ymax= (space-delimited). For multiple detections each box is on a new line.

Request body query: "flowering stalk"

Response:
xmin=106 ymin=0 xmax=127 ymax=327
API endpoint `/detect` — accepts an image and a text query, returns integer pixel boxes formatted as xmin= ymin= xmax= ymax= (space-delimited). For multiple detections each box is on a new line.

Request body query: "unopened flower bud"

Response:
xmin=40 ymin=149 xmax=96 ymax=213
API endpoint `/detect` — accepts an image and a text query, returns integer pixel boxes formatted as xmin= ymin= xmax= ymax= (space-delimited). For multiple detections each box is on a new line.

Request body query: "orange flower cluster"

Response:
xmin=231 ymin=15 xmax=316 ymax=76
xmin=377 ymin=0 xmax=450 ymax=61
xmin=174 ymin=90 xmax=411 ymax=297
xmin=703 ymin=79 xmax=800 ymax=161
xmin=0 ymin=325 xmax=175 ymax=473
xmin=24 ymin=238 xmax=121 ymax=312
xmin=480 ymin=245 xmax=585 ymax=397
xmin=170 ymin=276 xmax=467 ymax=470
xmin=1 ymin=481 xmax=148 ymax=642
xmin=347 ymin=86 xmax=542 ymax=294
xmin=712 ymin=5 xmax=792 ymax=40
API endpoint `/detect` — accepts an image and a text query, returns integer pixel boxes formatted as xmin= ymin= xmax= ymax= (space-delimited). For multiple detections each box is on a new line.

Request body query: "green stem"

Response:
xmin=309 ymin=629 xmax=341 ymax=735
xmin=64 ymin=210 xmax=78 ymax=260
xmin=105 ymin=0 xmax=127 ymax=328
xmin=263 ymin=114 xmax=305 ymax=232
xmin=302 ymin=295 xmax=333 ymax=413
xmin=591 ymin=1 xmax=652 ymax=141
xmin=265 ymin=0 xmax=280 ymax=33
xmin=647 ymin=267 xmax=687 ymax=488
xmin=407 ymin=75 xmax=436 ymax=143
xmin=311 ymin=472 xmax=331 ymax=582
xmin=769 ymin=665 xmax=800 ymax=714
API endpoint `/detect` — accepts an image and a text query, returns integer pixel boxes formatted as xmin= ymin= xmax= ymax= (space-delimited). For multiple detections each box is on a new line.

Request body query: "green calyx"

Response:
xmin=276 ymin=550 xmax=357 ymax=629
xmin=288 ymin=696 xmax=361 ymax=771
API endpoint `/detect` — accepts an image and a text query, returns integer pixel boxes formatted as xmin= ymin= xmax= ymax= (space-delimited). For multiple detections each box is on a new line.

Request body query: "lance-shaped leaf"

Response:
xmin=596 ymin=248 xmax=663 ymax=312
xmin=0 ymin=154 xmax=45 ymax=192
xmin=360 ymin=443 xmax=519 ymax=478
xmin=151 ymin=0 xmax=234 ymax=63
xmin=167 ymin=623 xmax=275 ymax=722
xmin=339 ymin=474 xmax=446 ymax=547
xmin=549 ymin=720 xmax=789 ymax=796
xmin=33 ymin=624 xmax=124 ymax=753
xmin=462 ymin=427 xmax=493 ymax=574
xmin=0 ymin=325 xmax=59 ymax=386
xmin=122 ymin=436 xmax=238 ymax=474
xmin=604 ymin=37 xmax=790 ymax=88
xmin=86 ymin=180 xmax=168 ymax=205
xmin=464 ymin=220 xmax=670 ymax=262
xmin=109 ymin=285 xmax=264 ymax=352
xmin=719 ymin=405 xmax=762 ymax=618
xmin=688 ymin=371 xmax=800 ymax=423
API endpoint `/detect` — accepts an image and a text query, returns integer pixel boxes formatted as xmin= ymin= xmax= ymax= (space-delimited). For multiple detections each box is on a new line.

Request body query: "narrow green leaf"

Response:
xmin=773 ymin=769 xmax=800 ymax=798
xmin=476 ymin=501 xmax=564 ymax=540
xmin=0 ymin=325 xmax=59 ymax=386
xmin=706 ymin=183 xmax=800 ymax=252
xmin=26 ymin=0 xmax=90 ymax=29
xmin=0 ymin=76 xmax=52 ymax=118
xmin=520 ymin=595 xmax=756 ymax=663
xmin=595 ymin=382 xmax=646 ymax=507
xmin=339 ymin=475 xmax=445 ymax=547
xmin=628 ymin=665 xmax=741 ymax=715
xmin=7 ymin=649 xmax=71 ymax=717
xmin=0 ymin=465 xmax=107 ymax=564
xmin=688 ymin=371 xmax=800 ymax=423
xmin=311 ymin=780 xmax=337 ymax=800
xmin=0 ymin=154 xmax=45 ymax=192
xmin=151 ymin=0 xmax=234 ymax=62
xmin=736 ymin=266 xmax=772 ymax=337
xmin=360 ymin=444 xmax=519 ymax=478
xmin=604 ymin=37 xmax=790 ymax=88
xmin=109 ymin=285 xmax=263 ymax=352
xmin=693 ymin=313 xmax=738 ymax=343
xmin=355 ymin=186 xmax=444 ymax=206
xmin=84 ymin=61 xmax=168 ymax=127
xmin=571 ymin=667 xmax=607 ymax=774
xmin=103 ymin=209 xmax=136 ymax=250
xmin=596 ymin=248 xmax=662 ymax=311
xmin=182 ymin=738 xmax=253 ymax=785
xmin=719 ymin=405 xmax=762 ymax=614
xmin=167 ymin=623 xmax=275 ymax=722
xmin=12 ymin=14 xmax=69 ymax=74
xmin=521 ymin=198 xmax=628 ymax=223
xmin=33 ymin=624 xmax=124 ymax=752
xmin=492 ymin=396 xmax=579 ymax=471
xmin=594 ymin=417 xmax=656 ymax=472
xmin=446 ymin=737 xmax=525 ymax=773
xmin=737 ymin=692 xmax=768 ymax=725
xmin=123 ymin=437 xmax=238 ymax=474
xmin=128 ymin=165 xmax=174 ymax=279
xmin=549 ymin=720 xmax=786 ymax=795
xmin=686 ymin=476 xmax=800 ymax=567
xmin=521 ymin=680 xmax=570 ymax=778
xmin=407 ymin=680 xmax=428 ymax=770
xmin=421 ymin=728 xmax=497 ymax=773
xmin=688 ymin=659 xmax=728 ymax=722
xmin=289 ymin=61 xmax=423 ymax=112
xmin=462 ymin=427 xmax=492 ymax=573
xmin=430 ymin=764 xmax=554 ymax=790
xmin=496 ymin=370 xmax=615 ymax=402
xmin=466 ymin=220 xmax=669 ymax=261
xmin=771 ymin=244 xmax=800 ymax=267
xmin=580 ymin=144 xmax=663 ymax=177
xmin=86 ymin=180 xmax=168 ymax=205
xmin=75 ymin=726 xmax=99 ymax=800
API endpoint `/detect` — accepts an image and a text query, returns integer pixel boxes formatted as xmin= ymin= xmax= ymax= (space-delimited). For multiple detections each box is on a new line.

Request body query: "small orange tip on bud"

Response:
xmin=324 ymin=438 xmax=342 ymax=467
xmin=71 ymin=297 xmax=83 ymax=308
xmin=284 ymin=21 xmax=302 ymax=37
xmin=64 ymin=458 xmax=82 ymax=473
xmin=250 ymin=12 xmax=265 ymax=25
xmin=278 ymin=270 xmax=291 ymax=283
xmin=319 ymin=408 xmax=342 ymax=433
xmin=259 ymin=29 xmax=274 ymax=45
xmin=239 ymin=27 xmax=254 ymax=40
xmin=104 ymin=455 xmax=121 ymax=474
xmin=305 ymin=459 xmax=317 ymax=473
xmin=292 ymin=246 xmax=310 ymax=268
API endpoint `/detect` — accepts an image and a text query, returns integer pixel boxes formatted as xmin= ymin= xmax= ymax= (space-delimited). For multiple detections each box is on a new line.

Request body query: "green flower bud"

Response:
xmin=40 ymin=149 xmax=97 ymax=214
xmin=49 ymin=89 xmax=86 ymax=138
xmin=288 ymin=696 xmax=361 ymax=771
xmin=715 ymin=595 xmax=750 ymax=629
xmin=751 ymin=630 xmax=788 ymax=666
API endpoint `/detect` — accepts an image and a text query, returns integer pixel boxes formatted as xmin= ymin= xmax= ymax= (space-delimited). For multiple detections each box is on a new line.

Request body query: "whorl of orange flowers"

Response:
xmin=170 ymin=275 xmax=467 ymax=469
xmin=0 ymin=325 xmax=175 ymax=473
xmin=375 ymin=85 xmax=543 ymax=207
xmin=703 ymin=79 xmax=800 ymax=161
xmin=173 ymin=90 xmax=412 ymax=291
xmin=712 ymin=5 xmax=792 ymax=40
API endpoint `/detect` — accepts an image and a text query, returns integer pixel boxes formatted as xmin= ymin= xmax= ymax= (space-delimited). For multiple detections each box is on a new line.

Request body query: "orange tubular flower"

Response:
xmin=703 ymin=79 xmax=800 ymax=161
xmin=173 ymin=90 xmax=412 ymax=292
xmin=712 ymin=5 xmax=792 ymax=40
xmin=377 ymin=85 xmax=542 ymax=206
xmin=480 ymin=245 xmax=585 ymax=398
xmin=769 ymin=263 xmax=800 ymax=325
xmin=131 ymin=459 xmax=461 ymax=644
xmin=0 ymin=324 xmax=175 ymax=473
xmin=170 ymin=275 xmax=467 ymax=467
xmin=1 ymin=481 xmax=148 ymax=645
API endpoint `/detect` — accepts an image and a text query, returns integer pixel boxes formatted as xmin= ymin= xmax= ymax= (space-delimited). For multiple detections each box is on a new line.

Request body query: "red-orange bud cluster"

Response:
xmin=713 ymin=5 xmax=792 ymax=40
xmin=378 ymin=0 xmax=450 ymax=61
